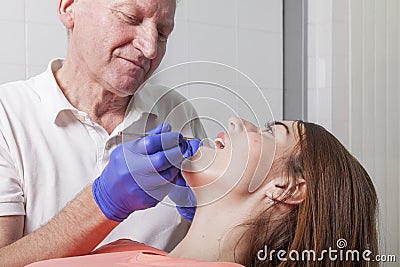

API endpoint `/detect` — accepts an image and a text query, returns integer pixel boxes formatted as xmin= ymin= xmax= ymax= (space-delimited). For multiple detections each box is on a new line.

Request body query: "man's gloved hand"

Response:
xmin=182 ymin=139 xmax=202 ymax=159
xmin=92 ymin=123 xmax=185 ymax=222
xmin=169 ymin=138 xmax=201 ymax=221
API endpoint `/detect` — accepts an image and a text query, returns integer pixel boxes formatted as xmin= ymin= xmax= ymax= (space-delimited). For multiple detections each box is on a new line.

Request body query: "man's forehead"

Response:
xmin=111 ymin=0 xmax=175 ymax=20
xmin=109 ymin=0 xmax=176 ymax=10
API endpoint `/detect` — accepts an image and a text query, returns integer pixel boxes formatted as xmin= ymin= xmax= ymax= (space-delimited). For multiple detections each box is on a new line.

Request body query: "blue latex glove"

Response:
xmin=92 ymin=123 xmax=185 ymax=222
xmin=169 ymin=138 xmax=201 ymax=221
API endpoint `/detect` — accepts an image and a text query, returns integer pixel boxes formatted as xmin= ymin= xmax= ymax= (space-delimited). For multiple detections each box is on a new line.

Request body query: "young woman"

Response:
xmin=28 ymin=117 xmax=378 ymax=267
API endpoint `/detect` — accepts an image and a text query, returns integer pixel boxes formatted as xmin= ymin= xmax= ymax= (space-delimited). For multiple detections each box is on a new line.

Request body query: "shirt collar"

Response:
xmin=132 ymin=83 xmax=160 ymax=118
xmin=32 ymin=59 xmax=160 ymax=126
xmin=31 ymin=59 xmax=77 ymax=124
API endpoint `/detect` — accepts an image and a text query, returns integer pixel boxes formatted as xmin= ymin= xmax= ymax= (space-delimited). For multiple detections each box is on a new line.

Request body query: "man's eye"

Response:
xmin=113 ymin=9 xmax=140 ymax=25
xmin=123 ymin=13 xmax=140 ymax=24
xmin=158 ymin=32 xmax=168 ymax=42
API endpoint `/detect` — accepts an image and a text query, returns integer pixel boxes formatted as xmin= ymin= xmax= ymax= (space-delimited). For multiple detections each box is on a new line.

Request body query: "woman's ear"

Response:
xmin=284 ymin=177 xmax=306 ymax=205
xmin=58 ymin=0 xmax=75 ymax=29
xmin=264 ymin=176 xmax=306 ymax=206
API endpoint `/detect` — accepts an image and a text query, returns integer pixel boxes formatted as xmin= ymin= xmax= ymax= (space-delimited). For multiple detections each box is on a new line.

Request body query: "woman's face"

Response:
xmin=182 ymin=117 xmax=299 ymax=205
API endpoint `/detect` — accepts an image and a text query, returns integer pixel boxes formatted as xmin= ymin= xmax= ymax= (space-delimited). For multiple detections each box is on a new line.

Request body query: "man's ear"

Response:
xmin=58 ymin=0 xmax=75 ymax=29
xmin=263 ymin=176 xmax=306 ymax=205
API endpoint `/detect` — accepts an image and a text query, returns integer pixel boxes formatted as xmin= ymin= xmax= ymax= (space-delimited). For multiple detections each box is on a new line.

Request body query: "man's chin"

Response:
xmin=109 ymin=79 xmax=144 ymax=97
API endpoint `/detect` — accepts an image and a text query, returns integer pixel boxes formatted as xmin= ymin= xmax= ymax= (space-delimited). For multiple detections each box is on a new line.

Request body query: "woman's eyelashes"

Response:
xmin=261 ymin=122 xmax=275 ymax=135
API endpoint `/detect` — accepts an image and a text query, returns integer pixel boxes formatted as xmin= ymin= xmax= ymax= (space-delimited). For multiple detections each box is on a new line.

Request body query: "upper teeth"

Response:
xmin=215 ymin=138 xmax=225 ymax=148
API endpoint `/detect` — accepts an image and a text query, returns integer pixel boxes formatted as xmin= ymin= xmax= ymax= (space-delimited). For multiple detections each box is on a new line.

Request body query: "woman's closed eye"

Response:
xmin=261 ymin=121 xmax=275 ymax=136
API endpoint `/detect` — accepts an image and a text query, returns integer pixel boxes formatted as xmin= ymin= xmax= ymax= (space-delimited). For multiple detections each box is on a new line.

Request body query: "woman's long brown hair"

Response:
xmin=240 ymin=121 xmax=379 ymax=266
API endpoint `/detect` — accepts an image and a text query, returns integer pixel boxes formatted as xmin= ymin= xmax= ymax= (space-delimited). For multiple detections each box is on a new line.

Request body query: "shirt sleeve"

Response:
xmin=188 ymin=111 xmax=207 ymax=140
xmin=0 ymin=129 xmax=24 ymax=216
xmin=176 ymin=96 xmax=208 ymax=140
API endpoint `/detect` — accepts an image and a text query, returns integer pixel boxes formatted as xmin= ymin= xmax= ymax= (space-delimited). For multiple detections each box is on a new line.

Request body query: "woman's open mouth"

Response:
xmin=215 ymin=132 xmax=226 ymax=149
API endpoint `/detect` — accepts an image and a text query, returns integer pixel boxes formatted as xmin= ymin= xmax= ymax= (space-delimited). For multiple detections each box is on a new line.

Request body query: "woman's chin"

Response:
xmin=181 ymin=146 xmax=217 ymax=174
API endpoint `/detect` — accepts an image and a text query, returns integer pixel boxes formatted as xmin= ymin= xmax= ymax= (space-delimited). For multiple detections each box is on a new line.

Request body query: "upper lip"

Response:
xmin=217 ymin=132 xmax=225 ymax=143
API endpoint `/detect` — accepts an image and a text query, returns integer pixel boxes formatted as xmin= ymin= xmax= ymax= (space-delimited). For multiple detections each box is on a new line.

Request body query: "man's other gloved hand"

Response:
xmin=169 ymin=138 xmax=201 ymax=221
xmin=182 ymin=138 xmax=201 ymax=159
xmin=92 ymin=123 xmax=185 ymax=222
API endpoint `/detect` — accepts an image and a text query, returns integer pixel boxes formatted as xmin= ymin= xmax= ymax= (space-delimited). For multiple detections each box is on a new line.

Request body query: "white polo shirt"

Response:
xmin=0 ymin=59 xmax=206 ymax=250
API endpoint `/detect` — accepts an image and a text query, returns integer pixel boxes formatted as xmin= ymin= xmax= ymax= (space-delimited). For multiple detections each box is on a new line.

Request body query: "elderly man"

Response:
xmin=0 ymin=0 xmax=205 ymax=265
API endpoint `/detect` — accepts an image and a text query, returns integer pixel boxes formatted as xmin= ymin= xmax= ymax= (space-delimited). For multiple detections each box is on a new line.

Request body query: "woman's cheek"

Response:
xmin=250 ymin=138 xmax=263 ymax=158
xmin=246 ymin=136 xmax=275 ymax=191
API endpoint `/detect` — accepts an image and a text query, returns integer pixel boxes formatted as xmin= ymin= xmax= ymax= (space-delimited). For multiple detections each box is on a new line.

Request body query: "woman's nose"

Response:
xmin=228 ymin=116 xmax=243 ymax=132
xmin=228 ymin=116 xmax=259 ymax=133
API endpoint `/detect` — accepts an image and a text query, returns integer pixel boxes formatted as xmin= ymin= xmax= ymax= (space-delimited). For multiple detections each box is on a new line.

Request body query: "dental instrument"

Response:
xmin=118 ymin=131 xmax=197 ymax=140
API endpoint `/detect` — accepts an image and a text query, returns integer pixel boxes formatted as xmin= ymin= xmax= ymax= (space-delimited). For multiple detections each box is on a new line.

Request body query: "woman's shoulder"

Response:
xmin=93 ymin=239 xmax=244 ymax=266
xmin=26 ymin=239 xmax=244 ymax=267
xmin=91 ymin=238 xmax=166 ymax=255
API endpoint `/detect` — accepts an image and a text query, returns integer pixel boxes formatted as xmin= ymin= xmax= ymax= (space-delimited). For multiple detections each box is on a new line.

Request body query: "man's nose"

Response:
xmin=133 ymin=23 xmax=158 ymax=59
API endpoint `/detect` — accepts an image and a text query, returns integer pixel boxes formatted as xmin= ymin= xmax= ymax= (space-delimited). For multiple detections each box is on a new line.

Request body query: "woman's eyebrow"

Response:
xmin=273 ymin=121 xmax=290 ymax=135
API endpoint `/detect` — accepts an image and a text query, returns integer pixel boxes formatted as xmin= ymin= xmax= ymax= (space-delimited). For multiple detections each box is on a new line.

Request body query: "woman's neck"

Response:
xmin=168 ymin=200 xmax=253 ymax=263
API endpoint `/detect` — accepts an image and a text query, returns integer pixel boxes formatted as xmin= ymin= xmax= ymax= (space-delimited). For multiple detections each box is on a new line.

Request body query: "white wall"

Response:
xmin=153 ymin=0 xmax=283 ymax=137
xmin=307 ymin=0 xmax=352 ymax=146
xmin=0 ymin=0 xmax=68 ymax=83
xmin=0 ymin=0 xmax=283 ymax=139
xmin=308 ymin=0 xmax=400 ymax=262
xmin=349 ymin=0 xmax=400 ymax=260
xmin=307 ymin=0 xmax=333 ymax=132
